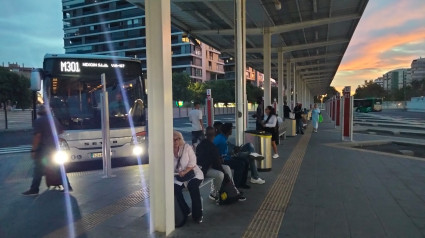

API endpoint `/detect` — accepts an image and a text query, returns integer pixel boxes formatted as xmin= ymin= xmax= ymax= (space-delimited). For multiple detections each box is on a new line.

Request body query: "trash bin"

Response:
xmin=245 ymin=130 xmax=272 ymax=172
xmin=283 ymin=119 xmax=296 ymax=136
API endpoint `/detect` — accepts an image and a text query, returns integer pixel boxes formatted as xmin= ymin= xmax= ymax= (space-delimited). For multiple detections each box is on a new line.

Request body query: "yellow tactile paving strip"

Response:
xmin=243 ymin=126 xmax=312 ymax=238
xmin=44 ymin=187 xmax=149 ymax=238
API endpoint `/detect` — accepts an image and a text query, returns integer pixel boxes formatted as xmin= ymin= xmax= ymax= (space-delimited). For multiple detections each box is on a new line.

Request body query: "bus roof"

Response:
xmin=44 ymin=54 xmax=141 ymax=63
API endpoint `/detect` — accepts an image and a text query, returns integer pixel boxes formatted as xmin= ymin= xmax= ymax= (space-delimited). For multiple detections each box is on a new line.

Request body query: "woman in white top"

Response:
xmin=262 ymin=106 xmax=279 ymax=159
xmin=173 ymin=130 xmax=204 ymax=224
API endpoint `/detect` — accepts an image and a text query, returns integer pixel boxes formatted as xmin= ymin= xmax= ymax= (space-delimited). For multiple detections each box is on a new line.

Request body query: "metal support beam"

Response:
xmin=286 ymin=60 xmax=291 ymax=109
xmin=235 ymin=0 xmax=246 ymax=146
xmin=278 ymin=49 xmax=284 ymax=116
xmin=145 ymin=0 xmax=174 ymax=235
xmin=246 ymin=53 xmax=342 ymax=64
xmin=263 ymin=27 xmax=272 ymax=108
xmin=222 ymin=39 xmax=349 ymax=54
xmin=192 ymin=14 xmax=360 ymax=36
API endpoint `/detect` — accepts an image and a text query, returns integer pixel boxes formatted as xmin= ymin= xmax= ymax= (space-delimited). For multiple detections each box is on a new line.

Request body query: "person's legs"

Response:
xmin=223 ymin=159 xmax=245 ymax=187
xmin=221 ymin=164 xmax=233 ymax=182
xmin=174 ymin=183 xmax=190 ymax=216
xmin=29 ymin=159 xmax=44 ymax=193
xmin=187 ymin=179 xmax=203 ymax=222
xmin=238 ymin=144 xmax=260 ymax=180
xmin=272 ymin=141 xmax=278 ymax=154
xmin=205 ymin=168 xmax=224 ymax=197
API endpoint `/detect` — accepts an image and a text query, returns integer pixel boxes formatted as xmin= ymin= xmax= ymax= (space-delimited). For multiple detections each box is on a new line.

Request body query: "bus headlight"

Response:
xmin=132 ymin=145 xmax=143 ymax=156
xmin=54 ymin=150 xmax=69 ymax=164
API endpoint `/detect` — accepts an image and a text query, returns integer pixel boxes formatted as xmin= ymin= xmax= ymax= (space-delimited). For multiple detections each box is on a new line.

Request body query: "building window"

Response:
xmin=182 ymin=36 xmax=190 ymax=43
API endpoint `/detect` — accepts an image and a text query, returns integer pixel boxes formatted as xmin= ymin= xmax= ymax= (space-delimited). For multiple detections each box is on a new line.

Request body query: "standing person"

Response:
xmin=294 ymin=102 xmax=304 ymax=135
xmin=173 ymin=131 xmax=204 ymax=224
xmin=22 ymin=105 xmax=73 ymax=196
xmin=196 ymin=126 xmax=246 ymax=201
xmin=188 ymin=102 xmax=204 ymax=147
xmin=262 ymin=106 xmax=279 ymax=159
xmin=252 ymin=97 xmax=264 ymax=130
xmin=283 ymin=101 xmax=291 ymax=119
xmin=311 ymin=103 xmax=321 ymax=133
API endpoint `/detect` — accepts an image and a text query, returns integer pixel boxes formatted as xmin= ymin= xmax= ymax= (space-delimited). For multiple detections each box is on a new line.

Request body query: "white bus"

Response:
xmin=31 ymin=54 xmax=148 ymax=163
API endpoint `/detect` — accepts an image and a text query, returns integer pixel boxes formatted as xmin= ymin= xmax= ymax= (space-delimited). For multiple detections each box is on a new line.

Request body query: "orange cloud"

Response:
xmin=358 ymin=1 xmax=425 ymax=33
xmin=339 ymin=29 xmax=425 ymax=71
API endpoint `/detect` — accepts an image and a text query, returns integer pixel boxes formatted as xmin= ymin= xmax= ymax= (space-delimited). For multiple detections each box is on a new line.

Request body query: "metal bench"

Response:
xmin=278 ymin=124 xmax=287 ymax=144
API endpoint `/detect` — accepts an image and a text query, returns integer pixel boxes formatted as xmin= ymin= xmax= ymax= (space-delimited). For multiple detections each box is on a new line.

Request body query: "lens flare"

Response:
xmin=54 ymin=150 xmax=69 ymax=164
xmin=132 ymin=145 xmax=143 ymax=156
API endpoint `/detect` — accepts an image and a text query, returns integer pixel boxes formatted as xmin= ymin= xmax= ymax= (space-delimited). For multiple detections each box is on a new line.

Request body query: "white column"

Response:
xmin=293 ymin=64 xmax=296 ymax=109
xmin=277 ymin=49 xmax=284 ymax=116
xmin=263 ymin=27 xmax=271 ymax=108
xmin=286 ymin=60 xmax=291 ymax=108
xmin=235 ymin=0 xmax=246 ymax=146
xmin=145 ymin=0 xmax=174 ymax=235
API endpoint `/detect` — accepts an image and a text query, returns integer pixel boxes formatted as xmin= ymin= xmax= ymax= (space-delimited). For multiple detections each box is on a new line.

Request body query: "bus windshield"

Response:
xmin=44 ymin=56 xmax=146 ymax=130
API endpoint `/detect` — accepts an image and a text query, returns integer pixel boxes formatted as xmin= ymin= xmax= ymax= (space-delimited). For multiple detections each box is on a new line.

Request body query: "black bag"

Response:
xmin=175 ymin=144 xmax=196 ymax=182
xmin=218 ymin=174 xmax=239 ymax=205
xmin=175 ymin=170 xmax=195 ymax=182
xmin=174 ymin=196 xmax=187 ymax=228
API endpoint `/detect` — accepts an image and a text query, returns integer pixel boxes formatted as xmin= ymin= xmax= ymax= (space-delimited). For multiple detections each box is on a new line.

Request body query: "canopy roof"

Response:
xmin=128 ymin=0 xmax=368 ymax=95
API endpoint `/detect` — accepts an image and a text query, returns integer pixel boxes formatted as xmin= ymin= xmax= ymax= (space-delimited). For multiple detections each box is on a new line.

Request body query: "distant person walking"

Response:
xmin=311 ymin=103 xmax=321 ymax=133
xmin=294 ymin=102 xmax=304 ymax=135
xmin=22 ymin=104 xmax=72 ymax=196
xmin=188 ymin=102 xmax=204 ymax=147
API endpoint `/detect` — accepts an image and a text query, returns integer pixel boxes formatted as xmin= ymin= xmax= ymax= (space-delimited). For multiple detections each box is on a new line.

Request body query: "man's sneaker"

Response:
xmin=238 ymin=195 xmax=247 ymax=202
xmin=272 ymin=154 xmax=279 ymax=159
xmin=250 ymin=177 xmax=265 ymax=184
xmin=249 ymin=152 xmax=264 ymax=161
xmin=209 ymin=193 xmax=218 ymax=201
xmin=22 ymin=189 xmax=39 ymax=196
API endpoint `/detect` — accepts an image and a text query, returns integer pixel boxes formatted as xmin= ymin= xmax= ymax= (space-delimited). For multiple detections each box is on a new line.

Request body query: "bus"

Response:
xmin=354 ymin=98 xmax=382 ymax=112
xmin=30 ymin=54 xmax=148 ymax=163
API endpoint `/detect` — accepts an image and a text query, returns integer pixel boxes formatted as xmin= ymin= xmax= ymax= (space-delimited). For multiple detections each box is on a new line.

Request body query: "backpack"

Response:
xmin=218 ymin=174 xmax=239 ymax=205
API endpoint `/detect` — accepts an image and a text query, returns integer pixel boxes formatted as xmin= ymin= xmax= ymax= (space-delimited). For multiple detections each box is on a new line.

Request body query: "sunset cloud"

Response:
xmin=331 ymin=0 xmax=425 ymax=93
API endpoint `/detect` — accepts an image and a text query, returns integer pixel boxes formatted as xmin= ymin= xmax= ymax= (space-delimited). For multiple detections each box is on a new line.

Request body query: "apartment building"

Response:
xmin=381 ymin=69 xmax=411 ymax=91
xmin=61 ymin=0 xmax=224 ymax=82
xmin=411 ymin=57 xmax=425 ymax=82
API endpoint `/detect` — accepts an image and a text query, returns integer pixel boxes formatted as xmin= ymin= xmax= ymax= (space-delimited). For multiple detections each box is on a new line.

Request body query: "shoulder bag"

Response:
xmin=175 ymin=144 xmax=196 ymax=182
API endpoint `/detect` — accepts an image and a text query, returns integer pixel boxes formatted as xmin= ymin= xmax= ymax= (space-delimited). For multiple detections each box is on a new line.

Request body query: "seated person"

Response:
xmin=109 ymin=92 xmax=126 ymax=116
xmin=173 ymin=131 xmax=204 ymax=224
xmin=213 ymin=123 xmax=265 ymax=189
xmin=197 ymin=126 xmax=245 ymax=201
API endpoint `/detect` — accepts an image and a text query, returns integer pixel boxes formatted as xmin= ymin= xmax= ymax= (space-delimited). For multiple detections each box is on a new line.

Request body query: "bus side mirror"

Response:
xmin=30 ymin=69 xmax=43 ymax=91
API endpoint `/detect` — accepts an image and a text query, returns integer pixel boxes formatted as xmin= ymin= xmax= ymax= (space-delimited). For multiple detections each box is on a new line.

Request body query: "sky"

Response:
xmin=0 ymin=0 xmax=424 ymax=94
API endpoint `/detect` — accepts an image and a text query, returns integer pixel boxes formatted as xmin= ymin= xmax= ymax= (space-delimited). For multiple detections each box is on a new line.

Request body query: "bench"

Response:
xmin=278 ymin=124 xmax=287 ymax=144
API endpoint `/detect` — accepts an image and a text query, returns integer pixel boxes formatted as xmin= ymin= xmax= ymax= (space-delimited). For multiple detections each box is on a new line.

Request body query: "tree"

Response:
xmin=354 ymin=80 xmax=386 ymax=99
xmin=188 ymin=81 xmax=206 ymax=104
xmin=172 ymin=72 xmax=192 ymax=102
xmin=246 ymin=82 xmax=263 ymax=103
xmin=205 ymin=79 xmax=234 ymax=105
xmin=0 ymin=67 xmax=32 ymax=110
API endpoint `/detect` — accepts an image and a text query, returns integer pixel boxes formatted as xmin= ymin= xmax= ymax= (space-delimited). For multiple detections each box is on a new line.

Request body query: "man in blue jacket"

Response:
xmin=213 ymin=123 xmax=265 ymax=189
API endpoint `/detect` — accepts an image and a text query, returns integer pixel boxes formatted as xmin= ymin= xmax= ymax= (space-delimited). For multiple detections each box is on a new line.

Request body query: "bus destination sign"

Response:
xmin=60 ymin=61 xmax=126 ymax=73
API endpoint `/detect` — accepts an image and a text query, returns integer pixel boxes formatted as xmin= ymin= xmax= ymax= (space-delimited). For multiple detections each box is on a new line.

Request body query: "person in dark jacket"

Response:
xmin=252 ymin=97 xmax=264 ymax=130
xmin=283 ymin=101 xmax=291 ymax=118
xmin=22 ymin=104 xmax=72 ymax=196
xmin=196 ymin=126 xmax=245 ymax=201
xmin=293 ymin=102 xmax=304 ymax=135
